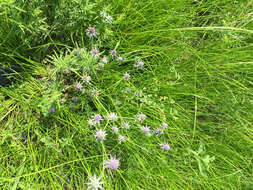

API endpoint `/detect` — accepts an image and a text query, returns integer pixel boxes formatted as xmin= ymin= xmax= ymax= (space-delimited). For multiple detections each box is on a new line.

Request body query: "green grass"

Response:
xmin=1 ymin=0 xmax=253 ymax=189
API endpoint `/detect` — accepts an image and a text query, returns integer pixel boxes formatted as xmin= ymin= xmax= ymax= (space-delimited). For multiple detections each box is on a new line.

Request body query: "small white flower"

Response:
xmin=112 ymin=126 xmax=119 ymax=133
xmin=138 ymin=113 xmax=147 ymax=122
xmin=141 ymin=126 xmax=151 ymax=136
xmin=94 ymin=129 xmax=107 ymax=141
xmin=122 ymin=122 xmax=130 ymax=129
xmin=82 ymin=75 xmax=91 ymax=83
xmin=86 ymin=174 xmax=103 ymax=190
xmin=160 ymin=142 xmax=170 ymax=151
xmin=106 ymin=112 xmax=118 ymax=122
xmin=123 ymin=73 xmax=130 ymax=80
xmin=118 ymin=135 xmax=125 ymax=143
xmin=161 ymin=122 xmax=168 ymax=129
xmin=105 ymin=156 xmax=120 ymax=170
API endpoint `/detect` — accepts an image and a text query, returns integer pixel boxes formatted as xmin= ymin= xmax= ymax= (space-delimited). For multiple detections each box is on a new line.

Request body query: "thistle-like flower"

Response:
xmin=101 ymin=56 xmax=108 ymax=64
xmin=123 ymin=73 xmax=130 ymax=80
xmin=106 ymin=112 xmax=118 ymax=122
xmin=86 ymin=27 xmax=98 ymax=38
xmin=86 ymin=174 xmax=103 ymax=190
xmin=94 ymin=114 xmax=103 ymax=125
xmin=112 ymin=126 xmax=119 ymax=133
xmin=82 ymin=75 xmax=91 ymax=83
xmin=137 ymin=60 xmax=144 ymax=68
xmin=122 ymin=121 xmax=130 ymax=129
xmin=137 ymin=113 xmax=147 ymax=122
xmin=118 ymin=135 xmax=125 ymax=143
xmin=105 ymin=156 xmax=120 ymax=170
xmin=154 ymin=128 xmax=164 ymax=136
xmin=160 ymin=142 xmax=170 ymax=151
xmin=100 ymin=11 xmax=113 ymax=24
xmin=94 ymin=129 xmax=107 ymax=141
xmin=75 ymin=82 xmax=83 ymax=90
xmin=91 ymin=89 xmax=99 ymax=97
xmin=111 ymin=50 xmax=117 ymax=56
xmin=141 ymin=126 xmax=151 ymax=136
xmin=91 ymin=48 xmax=100 ymax=58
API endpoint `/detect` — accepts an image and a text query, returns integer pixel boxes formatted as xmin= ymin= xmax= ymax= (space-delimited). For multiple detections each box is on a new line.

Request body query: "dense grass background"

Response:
xmin=1 ymin=0 xmax=253 ymax=189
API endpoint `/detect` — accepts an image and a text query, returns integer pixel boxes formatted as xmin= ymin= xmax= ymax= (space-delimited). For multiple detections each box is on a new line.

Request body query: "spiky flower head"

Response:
xmin=86 ymin=174 xmax=103 ymax=190
xmin=75 ymin=82 xmax=83 ymax=90
xmin=138 ymin=113 xmax=147 ymax=122
xmin=93 ymin=114 xmax=103 ymax=125
xmin=112 ymin=126 xmax=119 ymax=133
xmin=105 ymin=156 xmax=120 ymax=170
xmin=91 ymin=89 xmax=99 ymax=97
xmin=94 ymin=129 xmax=107 ymax=141
xmin=122 ymin=121 xmax=130 ymax=129
xmin=118 ymin=135 xmax=125 ymax=143
xmin=154 ymin=128 xmax=164 ymax=136
xmin=160 ymin=142 xmax=170 ymax=151
xmin=123 ymin=73 xmax=130 ymax=80
xmin=100 ymin=11 xmax=113 ymax=24
xmin=141 ymin=126 xmax=151 ymax=136
xmin=111 ymin=50 xmax=117 ymax=56
xmin=86 ymin=27 xmax=98 ymax=38
xmin=106 ymin=112 xmax=118 ymax=122
xmin=91 ymin=48 xmax=100 ymax=58
xmin=82 ymin=75 xmax=91 ymax=83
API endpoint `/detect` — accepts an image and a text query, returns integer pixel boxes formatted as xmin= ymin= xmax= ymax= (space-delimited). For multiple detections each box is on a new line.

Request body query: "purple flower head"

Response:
xmin=154 ymin=128 xmax=164 ymax=136
xmin=105 ymin=156 xmax=120 ymax=170
xmin=75 ymin=82 xmax=83 ymax=90
xmin=138 ymin=61 xmax=144 ymax=68
xmin=94 ymin=129 xmax=107 ymax=141
xmin=93 ymin=114 xmax=102 ymax=125
xmin=86 ymin=26 xmax=98 ymax=38
xmin=138 ymin=113 xmax=147 ymax=122
xmin=160 ymin=142 xmax=170 ymax=151
xmin=49 ymin=107 xmax=55 ymax=113
xmin=86 ymin=174 xmax=103 ymax=190
xmin=123 ymin=73 xmax=130 ymax=80
xmin=82 ymin=75 xmax=91 ymax=83
xmin=111 ymin=50 xmax=117 ymax=56
xmin=141 ymin=126 xmax=151 ymax=136
xmin=112 ymin=126 xmax=119 ymax=133
xmin=116 ymin=56 xmax=123 ymax=62
xmin=91 ymin=48 xmax=100 ymax=58
xmin=72 ymin=97 xmax=78 ymax=102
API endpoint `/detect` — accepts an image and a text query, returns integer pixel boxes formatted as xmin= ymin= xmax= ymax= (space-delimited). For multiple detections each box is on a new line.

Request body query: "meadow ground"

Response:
xmin=0 ymin=0 xmax=253 ymax=189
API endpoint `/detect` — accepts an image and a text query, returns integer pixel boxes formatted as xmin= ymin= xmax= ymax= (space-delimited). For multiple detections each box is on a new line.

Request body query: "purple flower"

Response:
xmin=86 ymin=27 xmax=98 ymax=38
xmin=49 ymin=107 xmax=55 ymax=113
xmin=112 ymin=126 xmax=119 ymax=133
xmin=111 ymin=50 xmax=117 ymax=56
xmin=123 ymin=73 xmax=130 ymax=80
xmin=105 ymin=156 xmax=120 ymax=170
xmin=93 ymin=114 xmax=102 ymax=125
xmin=138 ymin=113 xmax=147 ymax=122
xmin=94 ymin=129 xmax=107 ymax=141
xmin=154 ymin=128 xmax=164 ymax=136
xmin=72 ymin=97 xmax=78 ymax=102
xmin=141 ymin=126 xmax=151 ymax=136
xmin=160 ymin=142 xmax=170 ymax=151
xmin=91 ymin=48 xmax=100 ymax=58
xmin=116 ymin=56 xmax=123 ymax=62
xmin=75 ymin=82 xmax=83 ymax=90
xmin=138 ymin=60 xmax=144 ymax=68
